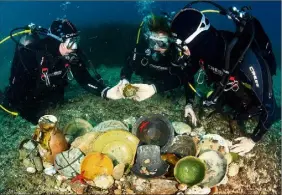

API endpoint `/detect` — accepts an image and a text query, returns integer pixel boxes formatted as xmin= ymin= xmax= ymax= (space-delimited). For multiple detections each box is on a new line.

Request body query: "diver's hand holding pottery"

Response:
xmin=118 ymin=79 xmax=130 ymax=97
xmin=129 ymin=84 xmax=157 ymax=102
xmin=120 ymin=79 xmax=129 ymax=85
xmin=122 ymin=84 xmax=139 ymax=98
xmin=184 ymin=103 xmax=197 ymax=126
xmin=105 ymin=80 xmax=127 ymax=100
xmin=229 ymin=137 xmax=256 ymax=156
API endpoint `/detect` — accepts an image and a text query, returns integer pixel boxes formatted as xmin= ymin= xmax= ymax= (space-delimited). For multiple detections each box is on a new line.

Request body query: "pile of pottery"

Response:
xmin=19 ymin=115 xmax=140 ymax=189
xmin=18 ymin=114 xmax=241 ymax=194
xmin=128 ymin=114 xmax=241 ymax=194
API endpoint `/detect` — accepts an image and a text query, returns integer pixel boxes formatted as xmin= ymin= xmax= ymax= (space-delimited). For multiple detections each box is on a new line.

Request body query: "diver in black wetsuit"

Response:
xmin=119 ymin=3 xmax=280 ymax=155
xmin=0 ymin=19 xmax=124 ymax=124
xmin=169 ymin=6 xmax=280 ymax=155
xmin=119 ymin=15 xmax=199 ymax=126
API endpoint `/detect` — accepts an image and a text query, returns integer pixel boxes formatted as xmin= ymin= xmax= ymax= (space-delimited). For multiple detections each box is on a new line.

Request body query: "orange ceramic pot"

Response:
xmin=81 ymin=152 xmax=114 ymax=180
xmin=33 ymin=115 xmax=69 ymax=164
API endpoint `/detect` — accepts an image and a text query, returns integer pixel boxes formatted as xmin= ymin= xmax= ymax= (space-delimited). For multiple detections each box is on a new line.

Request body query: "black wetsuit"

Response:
xmin=2 ymin=36 xmax=107 ymax=124
xmin=120 ymin=41 xmax=198 ymax=104
xmin=181 ymin=24 xmax=279 ymax=142
xmin=122 ymin=20 xmax=278 ymax=142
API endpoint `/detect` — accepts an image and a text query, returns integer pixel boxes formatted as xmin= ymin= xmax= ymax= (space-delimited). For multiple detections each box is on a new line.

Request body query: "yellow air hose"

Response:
xmin=0 ymin=29 xmax=31 ymax=45
xmin=0 ymin=105 xmax=18 ymax=116
xmin=0 ymin=29 xmax=31 ymax=116
xmin=201 ymin=9 xmax=220 ymax=14
xmin=136 ymin=21 xmax=144 ymax=44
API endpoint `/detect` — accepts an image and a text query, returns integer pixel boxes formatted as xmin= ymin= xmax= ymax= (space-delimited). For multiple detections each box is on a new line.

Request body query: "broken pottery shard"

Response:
xmin=26 ymin=167 xmax=36 ymax=173
xmin=23 ymin=158 xmax=35 ymax=169
xmin=144 ymin=159 xmax=151 ymax=164
xmin=165 ymin=135 xmax=197 ymax=158
xmin=224 ymin=153 xmax=233 ymax=165
xmin=63 ymin=118 xmax=93 ymax=143
xmin=93 ymin=120 xmax=128 ymax=132
xmin=178 ymin=183 xmax=188 ymax=191
xmin=71 ymin=132 xmax=100 ymax=154
xmin=44 ymin=166 xmax=56 ymax=176
xmin=228 ymin=163 xmax=240 ymax=177
xmin=185 ymin=186 xmax=211 ymax=195
xmin=148 ymin=179 xmax=178 ymax=195
xmin=34 ymin=156 xmax=43 ymax=172
xmin=54 ymin=148 xmax=85 ymax=178
xmin=23 ymin=140 xmax=36 ymax=150
xmin=131 ymin=177 xmax=151 ymax=193
xmin=94 ymin=175 xmax=114 ymax=189
xmin=123 ymin=116 xmax=137 ymax=129
xmin=70 ymin=181 xmax=88 ymax=195
xmin=114 ymin=189 xmax=122 ymax=195
xmin=113 ymin=163 xmax=125 ymax=180
xmin=172 ymin=122 xmax=192 ymax=135
xmin=192 ymin=126 xmax=206 ymax=137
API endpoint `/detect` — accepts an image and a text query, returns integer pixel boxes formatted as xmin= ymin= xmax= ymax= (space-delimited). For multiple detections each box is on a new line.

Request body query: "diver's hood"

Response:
xmin=28 ymin=36 xmax=61 ymax=58
xmin=49 ymin=37 xmax=62 ymax=55
xmin=187 ymin=26 xmax=225 ymax=63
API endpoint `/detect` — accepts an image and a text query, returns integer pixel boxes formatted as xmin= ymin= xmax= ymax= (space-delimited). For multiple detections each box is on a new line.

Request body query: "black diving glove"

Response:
xmin=203 ymin=91 xmax=217 ymax=107
xmin=65 ymin=53 xmax=80 ymax=64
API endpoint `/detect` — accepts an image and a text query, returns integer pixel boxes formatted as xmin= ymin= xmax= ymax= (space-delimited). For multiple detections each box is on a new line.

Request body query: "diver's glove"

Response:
xmin=130 ymin=84 xmax=157 ymax=102
xmin=184 ymin=104 xmax=197 ymax=126
xmin=203 ymin=92 xmax=217 ymax=107
xmin=65 ymin=53 xmax=80 ymax=64
xmin=102 ymin=80 xmax=126 ymax=100
xmin=229 ymin=137 xmax=256 ymax=156
xmin=120 ymin=79 xmax=129 ymax=87
xmin=118 ymin=79 xmax=130 ymax=98
xmin=203 ymin=99 xmax=217 ymax=107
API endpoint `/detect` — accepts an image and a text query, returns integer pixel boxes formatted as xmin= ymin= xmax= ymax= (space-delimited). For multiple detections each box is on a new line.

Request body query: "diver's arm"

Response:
xmin=250 ymin=98 xmax=278 ymax=142
xmin=153 ymin=73 xmax=182 ymax=93
xmin=152 ymin=72 xmax=196 ymax=105
xmin=230 ymin=107 xmax=271 ymax=156
xmin=120 ymin=54 xmax=135 ymax=81
xmin=120 ymin=57 xmax=134 ymax=81
xmin=250 ymin=121 xmax=268 ymax=142
xmin=71 ymin=61 xmax=108 ymax=97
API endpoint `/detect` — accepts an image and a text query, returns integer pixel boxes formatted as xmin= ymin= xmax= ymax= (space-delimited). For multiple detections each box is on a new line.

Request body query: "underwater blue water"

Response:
xmin=0 ymin=1 xmax=281 ymax=102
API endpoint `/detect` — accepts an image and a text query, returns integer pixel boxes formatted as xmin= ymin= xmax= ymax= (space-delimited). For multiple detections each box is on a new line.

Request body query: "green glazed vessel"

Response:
xmin=174 ymin=156 xmax=206 ymax=186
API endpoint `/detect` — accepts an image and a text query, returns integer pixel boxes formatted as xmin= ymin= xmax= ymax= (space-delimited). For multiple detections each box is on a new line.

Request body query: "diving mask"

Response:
xmin=148 ymin=32 xmax=170 ymax=50
xmin=63 ymin=35 xmax=80 ymax=50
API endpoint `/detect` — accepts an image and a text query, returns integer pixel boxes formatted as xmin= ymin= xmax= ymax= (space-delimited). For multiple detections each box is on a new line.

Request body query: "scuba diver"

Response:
xmin=168 ymin=2 xmax=279 ymax=155
xmin=119 ymin=14 xmax=199 ymax=126
xmin=119 ymin=1 xmax=280 ymax=155
xmin=0 ymin=19 xmax=124 ymax=124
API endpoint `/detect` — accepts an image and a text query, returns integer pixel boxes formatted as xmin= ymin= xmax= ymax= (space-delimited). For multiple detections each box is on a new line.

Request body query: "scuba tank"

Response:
xmin=181 ymin=1 xmax=276 ymax=106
